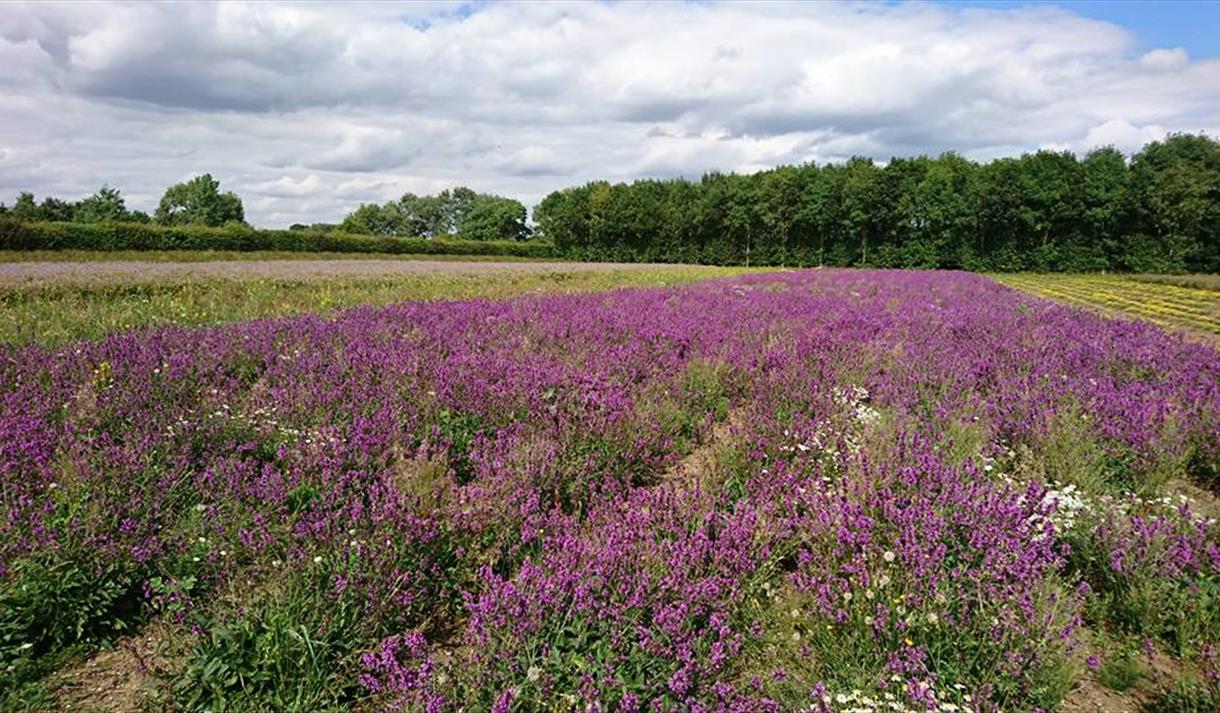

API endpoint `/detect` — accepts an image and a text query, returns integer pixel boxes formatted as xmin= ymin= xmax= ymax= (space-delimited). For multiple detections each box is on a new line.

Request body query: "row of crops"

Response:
xmin=1 ymin=270 xmax=1219 ymax=710
xmin=997 ymin=274 xmax=1220 ymax=337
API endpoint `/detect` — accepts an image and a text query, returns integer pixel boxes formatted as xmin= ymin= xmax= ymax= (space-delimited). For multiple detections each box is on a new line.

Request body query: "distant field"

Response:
xmin=0 ymin=257 xmax=698 ymax=288
xmin=0 ymin=261 xmax=755 ymax=346
xmin=997 ymin=273 xmax=1220 ymax=337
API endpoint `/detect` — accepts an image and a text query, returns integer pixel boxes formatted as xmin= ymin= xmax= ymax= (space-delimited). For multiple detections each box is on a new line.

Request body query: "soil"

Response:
xmin=1061 ymin=630 xmax=1185 ymax=713
xmin=43 ymin=623 xmax=175 ymax=713
xmin=1166 ymin=478 xmax=1220 ymax=523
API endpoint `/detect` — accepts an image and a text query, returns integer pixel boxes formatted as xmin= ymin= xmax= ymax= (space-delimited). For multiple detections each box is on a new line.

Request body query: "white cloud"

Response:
xmin=1139 ymin=47 xmax=1190 ymax=71
xmin=0 ymin=1 xmax=1217 ymax=225
xmin=244 ymin=174 xmax=323 ymax=198
xmin=1082 ymin=119 xmax=1169 ymax=155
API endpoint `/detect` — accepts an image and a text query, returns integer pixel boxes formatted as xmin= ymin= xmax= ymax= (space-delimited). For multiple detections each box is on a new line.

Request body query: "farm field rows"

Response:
xmin=2 ymin=269 xmax=1219 ymax=711
xmin=0 ymin=262 xmax=751 ymax=347
xmin=996 ymin=274 xmax=1220 ymax=338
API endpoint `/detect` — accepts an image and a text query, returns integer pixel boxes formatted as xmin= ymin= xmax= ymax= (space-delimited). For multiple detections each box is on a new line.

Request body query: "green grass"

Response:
xmin=0 ymin=266 xmax=757 ymax=347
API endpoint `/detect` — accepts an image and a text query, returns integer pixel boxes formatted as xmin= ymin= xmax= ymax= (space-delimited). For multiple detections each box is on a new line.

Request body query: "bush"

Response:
xmin=0 ymin=219 xmax=555 ymax=259
xmin=0 ymin=556 xmax=144 ymax=687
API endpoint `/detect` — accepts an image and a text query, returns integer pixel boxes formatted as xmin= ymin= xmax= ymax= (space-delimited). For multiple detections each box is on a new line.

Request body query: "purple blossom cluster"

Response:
xmin=2 ymin=269 xmax=1218 ymax=710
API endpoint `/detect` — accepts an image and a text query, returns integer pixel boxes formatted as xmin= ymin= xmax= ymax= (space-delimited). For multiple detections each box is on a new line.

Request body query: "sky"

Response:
xmin=1 ymin=1 xmax=1217 ymax=227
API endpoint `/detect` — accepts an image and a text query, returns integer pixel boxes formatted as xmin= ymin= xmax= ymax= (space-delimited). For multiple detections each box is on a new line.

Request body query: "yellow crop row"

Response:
xmin=996 ymin=274 xmax=1220 ymax=337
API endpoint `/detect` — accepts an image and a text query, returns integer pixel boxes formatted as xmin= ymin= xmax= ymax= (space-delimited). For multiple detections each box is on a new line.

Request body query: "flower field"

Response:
xmin=2 ymin=269 xmax=1219 ymax=711
xmin=996 ymin=274 xmax=1220 ymax=339
xmin=0 ymin=262 xmax=748 ymax=347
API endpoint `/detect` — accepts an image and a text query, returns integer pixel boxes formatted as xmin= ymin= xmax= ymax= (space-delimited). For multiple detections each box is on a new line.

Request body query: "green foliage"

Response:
xmin=1145 ymin=678 xmax=1220 ymax=712
xmin=171 ymin=569 xmax=369 ymax=712
xmin=155 ymin=174 xmax=245 ymax=227
xmin=0 ymin=556 xmax=143 ymax=688
xmin=74 ymin=185 xmax=133 ymax=224
xmin=748 ymin=577 xmax=1078 ymax=711
xmin=1098 ymin=646 xmax=1144 ymax=692
xmin=339 ymin=186 xmax=531 ymax=240
xmin=0 ymin=218 xmax=554 ymax=257
xmin=459 ymin=612 xmax=678 ymax=710
xmin=432 ymin=409 xmax=486 ymax=485
xmin=533 ymin=133 xmax=1220 ymax=272
xmin=1066 ymin=508 xmax=1220 ymax=661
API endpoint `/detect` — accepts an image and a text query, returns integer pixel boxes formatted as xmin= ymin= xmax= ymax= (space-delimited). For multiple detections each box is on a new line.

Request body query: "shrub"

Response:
xmin=0 ymin=219 xmax=555 ymax=258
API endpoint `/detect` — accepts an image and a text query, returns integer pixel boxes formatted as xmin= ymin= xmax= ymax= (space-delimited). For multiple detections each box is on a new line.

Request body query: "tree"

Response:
xmin=340 ymin=202 xmax=408 ymax=236
xmin=435 ymin=187 xmax=479 ymax=235
xmin=1128 ymin=133 xmax=1220 ymax=272
xmin=38 ymin=197 xmax=75 ymax=222
xmin=1079 ymin=147 xmax=1129 ymax=269
xmin=398 ymin=193 xmax=444 ymax=237
xmin=74 ymin=185 xmax=129 ymax=223
xmin=459 ymin=196 xmax=530 ymax=241
xmin=155 ymin=174 xmax=245 ymax=226
xmin=10 ymin=192 xmax=39 ymax=221
xmin=839 ymin=157 xmax=881 ymax=265
xmin=340 ymin=188 xmax=531 ymax=241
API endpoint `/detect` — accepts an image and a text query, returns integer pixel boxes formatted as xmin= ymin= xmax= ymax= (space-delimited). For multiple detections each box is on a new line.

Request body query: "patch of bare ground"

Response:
xmin=1061 ymin=630 xmax=1184 ymax=713
xmin=1165 ymin=478 xmax=1220 ymax=522
xmin=42 ymin=621 xmax=177 ymax=713
xmin=662 ymin=414 xmax=744 ymax=489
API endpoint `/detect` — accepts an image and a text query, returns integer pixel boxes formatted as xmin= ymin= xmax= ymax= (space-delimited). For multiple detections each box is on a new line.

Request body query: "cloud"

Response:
xmin=1139 ymin=47 xmax=1190 ymax=71
xmin=494 ymin=146 xmax=573 ymax=177
xmin=302 ymin=127 xmax=423 ymax=173
xmin=0 ymin=1 xmax=1217 ymax=225
xmin=244 ymin=173 xmax=323 ymax=198
xmin=1082 ymin=119 xmax=1169 ymax=154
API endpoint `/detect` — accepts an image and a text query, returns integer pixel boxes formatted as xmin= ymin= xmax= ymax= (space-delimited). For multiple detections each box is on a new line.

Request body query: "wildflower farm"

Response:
xmin=3 ymin=268 xmax=1220 ymax=713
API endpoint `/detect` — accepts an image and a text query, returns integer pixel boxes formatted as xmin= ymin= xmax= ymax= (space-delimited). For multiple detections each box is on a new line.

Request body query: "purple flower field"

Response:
xmin=2 ymin=269 xmax=1219 ymax=711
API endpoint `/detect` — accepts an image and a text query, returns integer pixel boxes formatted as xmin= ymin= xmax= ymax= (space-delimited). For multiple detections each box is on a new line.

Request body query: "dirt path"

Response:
xmin=43 ymin=624 xmax=174 ymax=713
xmin=0 ymin=259 xmax=689 ymax=288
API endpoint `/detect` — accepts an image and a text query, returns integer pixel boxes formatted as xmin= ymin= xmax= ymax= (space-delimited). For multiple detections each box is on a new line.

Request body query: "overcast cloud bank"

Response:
xmin=1 ymin=1 xmax=1217 ymax=225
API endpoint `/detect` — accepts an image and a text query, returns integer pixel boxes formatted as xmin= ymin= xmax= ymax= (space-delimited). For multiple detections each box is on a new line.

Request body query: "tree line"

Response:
xmin=339 ymin=187 xmax=530 ymax=240
xmin=4 ymin=134 xmax=1217 ymax=272
xmin=534 ymin=133 xmax=1220 ymax=273
xmin=1 ymin=174 xmax=245 ymax=228
xmin=2 ymin=178 xmax=532 ymax=242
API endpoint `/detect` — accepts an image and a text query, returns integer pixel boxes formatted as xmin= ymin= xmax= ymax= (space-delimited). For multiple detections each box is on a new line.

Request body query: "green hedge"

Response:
xmin=0 ymin=220 xmax=556 ymax=258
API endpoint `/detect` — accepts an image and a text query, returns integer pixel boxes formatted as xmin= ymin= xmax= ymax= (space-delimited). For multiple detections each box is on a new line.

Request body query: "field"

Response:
xmin=1 ymin=267 xmax=1219 ymax=712
xmin=0 ymin=258 xmax=751 ymax=346
xmin=996 ymin=274 xmax=1220 ymax=338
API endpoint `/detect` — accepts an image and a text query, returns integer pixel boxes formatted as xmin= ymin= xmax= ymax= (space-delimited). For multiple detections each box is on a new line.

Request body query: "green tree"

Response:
xmin=155 ymin=174 xmax=245 ymax=227
xmin=74 ymin=185 xmax=129 ymax=223
xmin=1079 ymin=147 xmax=1130 ymax=269
xmin=340 ymin=202 xmax=409 ymax=236
xmin=10 ymin=192 xmax=39 ymax=221
xmin=38 ymin=197 xmax=75 ymax=222
xmin=1127 ymin=133 xmax=1220 ymax=272
xmin=459 ymin=196 xmax=530 ymax=241
xmin=840 ymin=157 xmax=882 ymax=266
xmin=435 ymin=187 xmax=479 ymax=235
